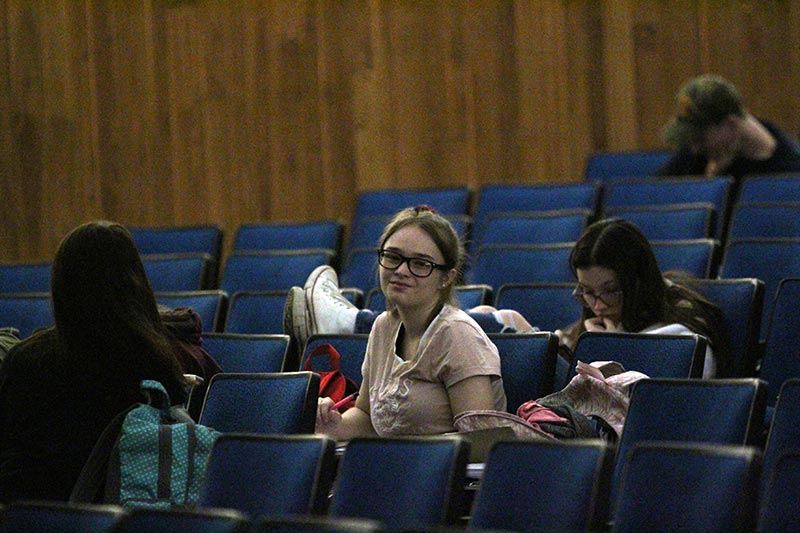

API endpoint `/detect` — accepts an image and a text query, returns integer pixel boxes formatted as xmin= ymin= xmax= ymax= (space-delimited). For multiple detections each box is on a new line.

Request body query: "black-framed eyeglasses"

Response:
xmin=377 ymin=250 xmax=449 ymax=278
xmin=572 ymin=287 xmax=623 ymax=308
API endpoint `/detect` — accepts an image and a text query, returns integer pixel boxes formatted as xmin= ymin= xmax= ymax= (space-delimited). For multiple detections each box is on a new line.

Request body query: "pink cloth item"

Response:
xmin=516 ymin=401 xmax=571 ymax=428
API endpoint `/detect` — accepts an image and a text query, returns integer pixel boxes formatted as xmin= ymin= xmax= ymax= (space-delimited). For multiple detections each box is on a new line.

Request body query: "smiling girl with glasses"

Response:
xmin=309 ymin=206 xmax=507 ymax=439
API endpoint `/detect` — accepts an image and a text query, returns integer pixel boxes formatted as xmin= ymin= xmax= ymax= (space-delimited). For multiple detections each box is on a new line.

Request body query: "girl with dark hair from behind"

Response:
xmin=556 ymin=217 xmax=731 ymax=378
xmin=0 ymin=221 xmax=193 ymax=503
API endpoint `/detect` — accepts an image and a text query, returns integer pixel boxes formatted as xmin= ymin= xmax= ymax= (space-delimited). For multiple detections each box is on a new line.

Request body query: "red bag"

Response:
xmin=304 ymin=343 xmax=359 ymax=412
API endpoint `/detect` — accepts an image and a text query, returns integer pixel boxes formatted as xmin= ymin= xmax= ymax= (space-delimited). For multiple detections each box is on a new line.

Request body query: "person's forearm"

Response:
xmin=323 ymin=406 xmax=376 ymax=440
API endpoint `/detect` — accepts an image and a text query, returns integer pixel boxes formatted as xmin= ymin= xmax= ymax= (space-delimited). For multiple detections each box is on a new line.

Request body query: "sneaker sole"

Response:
xmin=283 ymin=287 xmax=309 ymax=346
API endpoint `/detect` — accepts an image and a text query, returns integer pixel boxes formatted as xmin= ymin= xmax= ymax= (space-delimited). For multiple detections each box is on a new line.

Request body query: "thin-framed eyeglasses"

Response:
xmin=377 ymin=249 xmax=448 ymax=278
xmin=572 ymin=287 xmax=623 ymax=308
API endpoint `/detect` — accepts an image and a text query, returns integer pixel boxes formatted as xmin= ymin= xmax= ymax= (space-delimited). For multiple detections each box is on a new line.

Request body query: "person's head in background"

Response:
xmin=569 ymin=218 xmax=665 ymax=332
xmin=51 ymin=220 xmax=185 ymax=395
xmin=377 ymin=205 xmax=463 ymax=317
xmin=663 ymin=74 xmax=746 ymax=174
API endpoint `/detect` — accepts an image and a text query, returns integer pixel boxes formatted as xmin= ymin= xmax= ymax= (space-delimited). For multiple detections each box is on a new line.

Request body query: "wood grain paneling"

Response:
xmin=1 ymin=0 xmax=799 ymax=265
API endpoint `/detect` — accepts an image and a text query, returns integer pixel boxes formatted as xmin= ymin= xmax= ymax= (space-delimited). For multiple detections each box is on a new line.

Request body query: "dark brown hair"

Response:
xmin=51 ymin=221 xmax=186 ymax=399
xmin=567 ymin=218 xmax=731 ymax=376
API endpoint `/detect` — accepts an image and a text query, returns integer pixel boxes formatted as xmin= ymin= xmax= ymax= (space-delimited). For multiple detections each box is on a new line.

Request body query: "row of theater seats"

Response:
xmin=2 ymin=228 xmax=799 ymax=325
xmin=2 ymin=173 xmax=799 ymax=311
xmin=187 ymin=322 xmax=796 ymax=430
xmin=4 ymin=273 xmax=800 ymax=406
xmin=178 ymin=371 xmax=800 ymax=532
xmin=3 ymin=172 xmax=799 ymax=283
xmin=2 ymin=376 xmax=798 ymax=531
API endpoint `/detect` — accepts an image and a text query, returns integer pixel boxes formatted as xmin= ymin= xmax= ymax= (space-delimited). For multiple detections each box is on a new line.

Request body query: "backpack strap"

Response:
xmin=140 ymin=379 xmax=172 ymax=411
xmin=69 ymin=404 xmax=138 ymax=504
xmin=157 ymin=424 xmax=173 ymax=501
xmin=304 ymin=343 xmax=341 ymax=372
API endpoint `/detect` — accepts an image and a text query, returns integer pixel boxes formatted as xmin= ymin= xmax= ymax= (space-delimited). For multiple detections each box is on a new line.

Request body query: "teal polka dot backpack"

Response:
xmin=71 ymin=380 xmax=220 ymax=508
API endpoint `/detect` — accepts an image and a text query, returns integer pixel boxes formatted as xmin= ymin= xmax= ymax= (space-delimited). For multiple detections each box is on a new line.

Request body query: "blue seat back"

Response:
xmin=234 ymin=220 xmax=343 ymax=255
xmin=129 ymin=225 xmax=222 ymax=257
xmin=224 ymin=290 xmax=287 ymax=334
xmin=131 ymin=226 xmax=222 ymax=288
xmin=349 ymin=214 xmax=471 ymax=253
xmin=155 ymin=290 xmax=228 ymax=333
xmin=727 ymin=202 xmax=800 ymax=240
xmin=568 ymin=331 xmax=707 ymax=384
xmin=114 ymin=507 xmax=248 ymax=533
xmin=477 ymin=209 xmax=590 ymax=250
xmin=302 ymin=334 xmax=369 ymax=387
xmin=0 ymin=502 xmax=124 ymax=533
xmin=340 ymin=248 xmax=379 ymax=294
xmin=494 ymin=282 xmax=577 ymax=334
xmin=651 ymin=239 xmax=719 ymax=278
xmin=488 ymin=332 xmax=559 ymax=413
xmin=364 ymin=285 xmax=491 ymax=313
xmin=328 ymin=436 xmax=470 ymax=531
xmin=759 ymin=450 xmax=800 ymax=532
xmin=473 ymin=183 xmax=600 ymax=248
xmin=760 ymin=279 xmax=800 ymax=405
xmin=680 ymin=278 xmax=764 ymax=378
xmin=259 ymin=516 xmax=383 ymax=532
xmin=199 ymin=372 xmax=319 ymax=434
xmin=602 ymin=176 xmax=733 ymax=238
xmin=761 ymin=379 xmax=800 ymax=503
xmin=612 ymin=378 xmax=766 ymax=505
xmin=351 ymin=187 xmax=471 ymax=231
xmin=339 ymin=287 xmax=365 ymax=309
xmin=468 ymin=243 xmax=574 ymax=287
xmin=471 ymin=440 xmax=613 ymax=532
xmin=0 ymin=293 xmax=53 ymax=339
xmin=584 ymin=149 xmax=672 ymax=182
xmin=220 ymin=250 xmax=331 ymax=293
xmin=201 ymin=333 xmax=290 ymax=373
xmin=719 ymin=238 xmax=800 ymax=340
xmin=605 ymin=203 xmax=715 ymax=240
xmin=757 ymin=449 xmax=800 ymax=533
xmin=199 ymin=434 xmax=337 ymax=518
xmin=455 ymin=284 xmax=493 ymax=309
xmin=0 ymin=262 xmax=51 ymax=293
xmin=142 ymin=253 xmax=213 ymax=291
xmin=364 ymin=288 xmax=386 ymax=312
xmin=613 ymin=442 xmax=761 ymax=532
xmin=738 ymin=173 xmax=800 ymax=203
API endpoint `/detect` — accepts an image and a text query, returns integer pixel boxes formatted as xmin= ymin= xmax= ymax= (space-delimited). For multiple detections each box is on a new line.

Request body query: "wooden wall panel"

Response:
xmin=600 ymin=0 xmax=638 ymax=151
xmin=700 ymin=2 xmax=799 ymax=131
xmin=1 ymin=0 xmax=800 ymax=264
xmin=631 ymin=1 xmax=703 ymax=149
xmin=0 ymin=0 xmax=23 ymax=260
xmin=315 ymin=0 xmax=365 ymax=229
xmin=460 ymin=1 xmax=519 ymax=188
xmin=92 ymin=1 xmax=171 ymax=226
xmin=515 ymin=2 xmax=567 ymax=182
xmin=3 ymin=2 xmax=101 ymax=259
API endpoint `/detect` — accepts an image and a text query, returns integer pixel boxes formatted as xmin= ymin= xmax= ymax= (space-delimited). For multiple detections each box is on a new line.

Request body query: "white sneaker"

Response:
xmin=305 ymin=265 xmax=358 ymax=335
xmin=283 ymin=286 xmax=310 ymax=347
